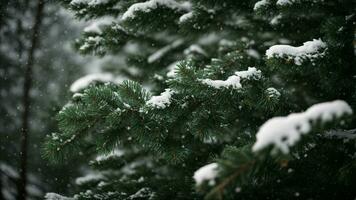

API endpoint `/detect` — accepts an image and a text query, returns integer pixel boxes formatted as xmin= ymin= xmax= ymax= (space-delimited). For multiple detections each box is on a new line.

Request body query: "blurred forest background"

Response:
xmin=0 ymin=1 xmax=116 ymax=199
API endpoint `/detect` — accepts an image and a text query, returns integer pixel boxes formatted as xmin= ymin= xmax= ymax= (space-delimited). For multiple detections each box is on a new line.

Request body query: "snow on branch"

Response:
xmin=235 ymin=67 xmax=262 ymax=79
xmin=266 ymin=39 xmax=327 ymax=65
xmin=44 ymin=193 xmax=73 ymax=200
xmin=194 ymin=163 xmax=219 ymax=186
xmin=166 ymin=61 xmax=180 ymax=78
xmin=122 ymin=0 xmax=191 ymax=20
xmin=128 ymin=188 xmax=155 ymax=199
xmin=79 ymin=36 xmax=103 ymax=51
xmin=276 ymin=0 xmax=295 ymax=6
xmin=254 ymin=0 xmax=270 ymax=10
xmin=201 ymin=75 xmax=242 ymax=89
xmin=200 ymin=67 xmax=262 ymax=89
xmin=94 ymin=149 xmax=124 ymax=163
xmin=179 ymin=11 xmax=194 ymax=23
xmin=254 ymin=0 xmax=297 ymax=10
xmin=75 ymin=173 xmax=104 ymax=186
xmin=266 ymin=87 xmax=281 ymax=99
xmin=70 ymin=0 xmax=109 ymax=6
xmin=146 ymin=89 xmax=175 ymax=109
xmin=184 ymin=44 xmax=207 ymax=56
xmin=70 ymin=73 xmax=122 ymax=93
xmin=252 ymin=100 xmax=353 ymax=154
xmin=84 ymin=17 xmax=115 ymax=34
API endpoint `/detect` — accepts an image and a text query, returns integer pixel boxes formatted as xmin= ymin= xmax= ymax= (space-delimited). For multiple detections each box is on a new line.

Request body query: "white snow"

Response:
xmin=235 ymin=67 xmax=262 ymax=79
xmin=129 ymin=188 xmax=154 ymax=199
xmin=254 ymin=0 xmax=269 ymax=10
xmin=75 ymin=173 xmax=104 ymax=185
xmin=219 ymin=39 xmax=235 ymax=47
xmin=123 ymin=42 xmax=141 ymax=54
xmin=201 ymin=67 xmax=262 ymax=89
xmin=45 ymin=193 xmax=73 ymax=200
xmin=235 ymin=187 xmax=242 ymax=193
xmin=266 ymin=39 xmax=327 ymax=65
xmin=70 ymin=0 xmax=87 ymax=4
xmin=184 ymin=44 xmax=207 ymax=56
xmin=180 ymin=1 xmax=193 ymax=10
xmin=79 ymin=43 xmax=90 ymax=51
xmin=95 ymin=149 xmax=124 ymax=162
xmin=147 ymin=39 xmax=184 ymax=63
xmin=84 ymin=17 xmax=114 ymax=34
xmin=194 ymin=163 xmax=219 ymax=186
xmin=201 ymin=75 xmax=242 ymax=89
xmin=70 ymin=73 xmax=120 ymax=93
xmin=245 ymin=49 xmax=261 ymax=59
xmin=79 ymin=36 xmax=103 ymax=51
xmin=252 ymin=100 xmax=353 ymax=153
xmin=87 ymin=0 xmax=109 ymax=6
xmin=198 ymin=33 xmax=220 ymax=45
xmin=270 ymin=14 xmax=282 ymax=26
xmin=122 ymin=0 xmax=189 ymax=20
xmin=146 ymin=89 xmax=175 ymax=109
xmin=87 ymin=36 xmax=102 ymax=43
xmin=72 ymin=93 xmax=84 ymax=99
xmin=266 ymin=87 xmax=281 ymax=98
xmin=166 ymin=61 xmax=180 ymax=77
xmin=179 ymin=11 xmax=193 ymax=23
xmin=276 ymin=0 xmax=294 ymax=6
xmin=70 ymin=0 xmax=109 ymax=6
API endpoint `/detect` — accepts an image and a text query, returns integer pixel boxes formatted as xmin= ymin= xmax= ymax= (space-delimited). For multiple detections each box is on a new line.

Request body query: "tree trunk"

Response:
xmin=0 ymin=173 xmax=4 ymax=200
xmin=18 ymin=0 xmax=45 ymax=200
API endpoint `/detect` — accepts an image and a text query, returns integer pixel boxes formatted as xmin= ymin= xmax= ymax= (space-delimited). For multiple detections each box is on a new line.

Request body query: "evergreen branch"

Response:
xmin=205 ymin=160 xmax=256 ymax=200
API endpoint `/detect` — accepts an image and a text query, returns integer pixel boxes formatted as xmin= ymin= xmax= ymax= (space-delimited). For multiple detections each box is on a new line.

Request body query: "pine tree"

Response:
xmin=44 ymin=0 xmax=356 ymax=199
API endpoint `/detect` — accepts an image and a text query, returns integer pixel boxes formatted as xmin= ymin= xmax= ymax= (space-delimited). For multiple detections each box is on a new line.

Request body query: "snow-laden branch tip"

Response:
xmin=254 ymin=0 xmax=296 ymax=11
xmin=79 ymin=36 xmax=103 ymax=51
xmin=94 ymin=149 xmax=124 ymax=163
xmin=266 ymin=87 xmax=281 ymax=99
xmin=45 ymin=193 xmax=73 ymax=200
xmin=252 ymin=100 xmax=353 ymax=154
xmin=270 ymin=14 xmax=282 ymax=26
xmin=235 ymin=67 xmax=262 ymax=79
xmin=201 ymin=75 xmax=242 ymax=89
xmin=245 ymin=49 xmax=261 ymax=59
xmin=84 ymin=17 xmax=115 ymax=35
xmin=70 ymin=0 xmax=109 ymax=6
xmin=166 ymin=61 xmax=180 ymax=78
xmin=254 ymin=0 xmax=270 ymax=10
xmin=201 ymin=67 xmax=262 ymax=89
xmin=194 ymin=163 xmax=219 ymax=186
xmin=70 ymin=73 xmax=123 ymax=93
xmin=146 ymin=89 xmax=175 ymax=109
xmin=179 ymin=11 xmax=193 ymax=23
xmin=276 ymin=0 xmax=295 ymax=6
xmin=122 ymin=0 xmax=191 ymax=20
xmin=129 ymin=188 xmax=155 ymax=199
xmin=75 ymin=173 xmax=104 ymax=186
xmin=184 ymin=44 xmax=207 ymax=56
xmin=266 ymin=39 xmax=327 ymax=65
